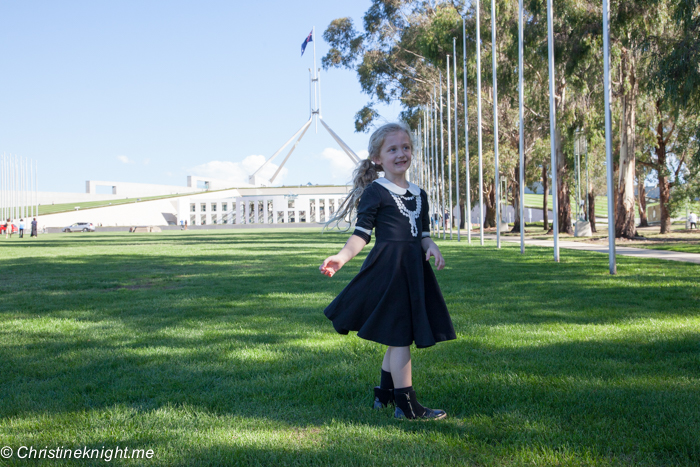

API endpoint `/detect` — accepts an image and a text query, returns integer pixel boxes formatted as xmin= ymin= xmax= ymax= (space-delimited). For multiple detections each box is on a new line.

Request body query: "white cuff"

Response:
xmin=355 ymin=226 xmax=372 ymax=235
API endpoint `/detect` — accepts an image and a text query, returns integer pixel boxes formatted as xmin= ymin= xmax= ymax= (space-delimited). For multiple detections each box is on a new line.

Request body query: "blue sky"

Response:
xmin=1 ymin=1 xmax=403 ymax=192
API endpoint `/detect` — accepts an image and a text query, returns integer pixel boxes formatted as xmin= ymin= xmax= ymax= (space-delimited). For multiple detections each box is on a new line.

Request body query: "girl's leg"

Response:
xmin=387 ymin=346 xmax=412 ymax=389
xmin=373 ymin=347 xmax=398 ymax=409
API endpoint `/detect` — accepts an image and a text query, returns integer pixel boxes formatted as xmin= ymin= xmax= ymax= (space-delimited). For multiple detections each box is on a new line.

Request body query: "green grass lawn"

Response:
xmin=1 ymin=230 xmax=699 ymax=466
xmin=522 ymin=194 xmax=610 ymax=216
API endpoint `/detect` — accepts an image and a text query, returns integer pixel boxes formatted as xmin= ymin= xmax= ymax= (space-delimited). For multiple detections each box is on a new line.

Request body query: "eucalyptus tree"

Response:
xmin=638 ymin=97 xmax=700 ymax=232
xmin=643 ymin=0 xmax=700 ymax=232
xmin=322 ymin=0 xmax=512 ymax=230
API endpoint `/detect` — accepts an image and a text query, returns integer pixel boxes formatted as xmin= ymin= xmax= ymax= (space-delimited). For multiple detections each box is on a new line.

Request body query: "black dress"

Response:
xmin=324 ymin=178 xmax=456 ymax=348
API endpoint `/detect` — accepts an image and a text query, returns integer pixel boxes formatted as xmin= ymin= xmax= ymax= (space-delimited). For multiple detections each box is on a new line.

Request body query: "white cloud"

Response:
xmin=189 ymin=155 xmax=288 ymax=186
xmin=319 ymin=148 xmax=365 ymax=184
xmin=143 ymin=158 xmax=151 ymax=165
xmin=116 ymin=155 xmax=133 ymax=164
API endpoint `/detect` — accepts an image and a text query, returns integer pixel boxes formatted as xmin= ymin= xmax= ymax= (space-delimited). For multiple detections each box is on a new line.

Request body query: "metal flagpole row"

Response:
xmin=518 ymin=0 xmax=525 ymax=254
xmin=0 ymin=153 xmax=39 ymax=224
xmin=476 ymin=0 xmax=485 ymax=246
xmin=546 ymin=0 xmax=560 ymax=261
xmin=463 ymin=17 xmax=472 ymax=244
xmin=453 ymin=39 xmax=461 ymax=242
xmin=446 ymin=56 xmax=454 ymax=240
xmin=492 ymin=0 xmax=501 ymax=249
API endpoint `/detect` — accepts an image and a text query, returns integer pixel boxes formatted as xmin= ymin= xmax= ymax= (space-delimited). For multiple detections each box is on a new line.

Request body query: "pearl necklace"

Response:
xmin=389 ymin=192 xmax=421 ymax=237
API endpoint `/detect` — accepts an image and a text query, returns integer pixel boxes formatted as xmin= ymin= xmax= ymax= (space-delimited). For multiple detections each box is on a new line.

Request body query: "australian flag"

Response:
xmin=301 ymin=30 xmax=313 ymax=56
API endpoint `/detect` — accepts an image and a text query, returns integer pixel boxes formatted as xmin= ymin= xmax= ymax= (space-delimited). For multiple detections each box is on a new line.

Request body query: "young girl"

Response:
xmin=320 ymin=122 xmax=456 ymax=420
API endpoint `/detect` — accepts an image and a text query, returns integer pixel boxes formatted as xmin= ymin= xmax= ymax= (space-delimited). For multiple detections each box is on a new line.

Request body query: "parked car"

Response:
xmin=0 ymin=223 xmax=18 ymax=234
xmin=62 ymin=222 xmax=96 ymax=233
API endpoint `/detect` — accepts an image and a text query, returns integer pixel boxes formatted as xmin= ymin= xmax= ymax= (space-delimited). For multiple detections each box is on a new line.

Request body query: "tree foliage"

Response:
xmin=323 ymin=0 xmax=700 ymax=234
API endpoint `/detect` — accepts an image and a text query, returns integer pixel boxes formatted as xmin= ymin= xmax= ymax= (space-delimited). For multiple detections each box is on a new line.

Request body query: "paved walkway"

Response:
xmin=474 ymin=233 xmax=700 ymax=265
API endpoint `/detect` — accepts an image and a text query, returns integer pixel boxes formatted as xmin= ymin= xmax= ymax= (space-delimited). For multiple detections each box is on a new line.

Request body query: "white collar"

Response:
xmin=374 ymin=177 xmax=421 ymax=196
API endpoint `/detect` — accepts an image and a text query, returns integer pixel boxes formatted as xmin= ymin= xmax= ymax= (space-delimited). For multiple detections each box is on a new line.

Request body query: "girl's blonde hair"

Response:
xmin=324 ymin=122 xmax=413 ymax=231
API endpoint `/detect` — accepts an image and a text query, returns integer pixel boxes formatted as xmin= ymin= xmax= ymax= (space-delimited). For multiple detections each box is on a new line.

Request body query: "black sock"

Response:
xmin=380 ymin=369 xmax=394 ymax=390
xmin=394 ymin=386 xmax=427 ymax=417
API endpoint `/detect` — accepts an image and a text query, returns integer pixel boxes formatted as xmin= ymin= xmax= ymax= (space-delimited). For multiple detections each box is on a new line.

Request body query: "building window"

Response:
xmin=190 ymin=203 xmax=196 ymax=212
xmin=201 ymin=215 xmax=207 ymax=225
xmin=212 ymin=215 xmax=218 ymax=224
xmin=288 ymin=199 xmax=295 ymax=209
xmin=222 ymin=203 xmax=227 ymax=212
xmin=201 ymin=203 xmax=207 ymax=212
xmin=211 ymin=203 xmax=217 ymax=212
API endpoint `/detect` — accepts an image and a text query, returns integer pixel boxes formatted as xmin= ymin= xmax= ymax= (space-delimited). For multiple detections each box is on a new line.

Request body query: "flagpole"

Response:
xmin=603 ymin=0 xmax=617 ymax=274
xmin=547 ymin=0 xmax=560 ymax=262
xmin=519 ymin=0 xmax=525 ymax=254
xmin=313 ymin=26 xmax=318 ymax=133
xmin=476 ymin=0 xmax=484 ymax=246
xmin=439 ymin=72 xmax=446 ymax=239
xmin=446 ymin=55 xmax=453 ymax=240
xmin=463 ymin=17 xmax=472 ymax=244
xmin=492 ymin=0 xmax=501 ymax=249
xmin=453 ymin=38 xmax=461 ymax=242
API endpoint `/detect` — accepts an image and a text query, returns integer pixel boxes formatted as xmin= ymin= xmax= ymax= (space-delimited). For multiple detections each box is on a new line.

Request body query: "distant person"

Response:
xmin=184 ymin=220 xmax=188 ymax=230
xmin=690 ymin=212 xmax=698 ymax=229
xmin=31 ymin=218 xmax=38 ymax=237
xmin=180 ymin=219 xmax=184 ymax=230
xmin=19 ymin=219 xmax=25 ymax=238
xmin=4 ymin=218 xmax=11 ymax=239
xmin=444 ymin=210 xmax=450 ymax=228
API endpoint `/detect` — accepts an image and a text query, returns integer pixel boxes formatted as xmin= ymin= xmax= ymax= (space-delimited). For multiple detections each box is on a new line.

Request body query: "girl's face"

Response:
xmin=373 ymin=131 xmax=412 ymax=181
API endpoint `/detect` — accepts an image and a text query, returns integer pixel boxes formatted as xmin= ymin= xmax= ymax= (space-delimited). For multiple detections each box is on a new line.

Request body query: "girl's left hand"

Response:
xmin=424 ymin=243 xmax=445 ymax=270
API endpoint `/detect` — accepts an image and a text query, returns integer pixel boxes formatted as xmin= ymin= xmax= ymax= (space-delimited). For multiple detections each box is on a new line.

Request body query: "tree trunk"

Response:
xmin=615 ymin=47 xmax=638 ymax=238
xmin=542 ymin=164 xmax=549 ymax=231
xmin=511 ymin=164 xmax=522 ymax=233
xmin=588 ymin=192 xmax=597 ymax=233
xmin=637 ymin=172 xmax=649 ymax=227
xmin=555 ymin=128 xmax=574 ymax=235
xmin=654 ymin=101 xmax=672 ymax=234
xmin=659 ymin=174 xmax=671 ymax=233
xmin=459 ymin=200 xmax=465 ymax=229
xmin=484 ymin=184 xmax=496 ymax=228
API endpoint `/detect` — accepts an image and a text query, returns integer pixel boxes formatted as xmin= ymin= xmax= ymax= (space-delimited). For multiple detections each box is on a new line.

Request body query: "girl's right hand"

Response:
xmin=320 ymin=256 xmax=345 ymax=277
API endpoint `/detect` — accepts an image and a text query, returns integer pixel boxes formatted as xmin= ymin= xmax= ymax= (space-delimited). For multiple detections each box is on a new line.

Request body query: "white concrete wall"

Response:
xmin=40 ymin=189 xmax=241 ymax=227
xmin=38 ymin=186 xmax=351 ymax=228
xmin=178 ymin=192 xmax=348 ymax=226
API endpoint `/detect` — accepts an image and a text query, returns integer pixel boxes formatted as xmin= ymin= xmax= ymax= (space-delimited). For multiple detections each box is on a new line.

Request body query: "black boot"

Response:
xmin=373 ymin=387 xmax=395 ymax=409
xmin=393 ymin=387 xmax=446 ymax=420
